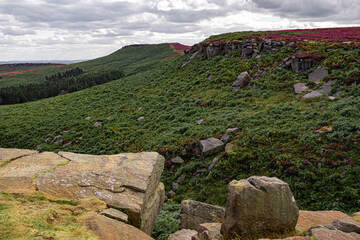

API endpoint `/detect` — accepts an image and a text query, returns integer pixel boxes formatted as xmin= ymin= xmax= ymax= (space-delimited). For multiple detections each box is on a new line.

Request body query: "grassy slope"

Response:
xmin=1 ymin=31 xmax=360 ymax=224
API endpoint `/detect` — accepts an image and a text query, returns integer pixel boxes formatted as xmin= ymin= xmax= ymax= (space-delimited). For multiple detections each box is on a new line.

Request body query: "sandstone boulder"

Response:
xmin=180 ymin=200 xmax=225 ymax=230
xmin=326 ymin=218 xmax=360 ymax=233
xmin=294 ymin=83 xmax=308 ymax=94
xmin=309 ymin=67 xmax=328 ymax=84
xmin=168 ymin=229 xmax=198 ymax=240
xmin=296 ymin=210 xmax=350 ymax=233
xmin=35 ymin=151 xmax=165 ymax=235
xmin=221 ymin=176 xmax=299 ymax=239
xmin=100 ymin=208 xmax=128 ymax=223
xmin=0 ymin=148 xmax=38 ymax=163
xmin=0 ymin=152 xmax=69 ymax=193
xmin=200 ymin=138 xmax=224 ymax=157
xmin=232 ymin=71 xmax=251 ymax=90
xmin=197 ymin=223 xmax=223 ymax=240
xmin=308 ymin=227 xmax=360 ymax=240
xmin=87 ymin=214 xmax=154 ymax=240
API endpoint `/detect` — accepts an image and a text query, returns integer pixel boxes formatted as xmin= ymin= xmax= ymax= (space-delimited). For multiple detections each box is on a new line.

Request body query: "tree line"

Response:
xmin=45 ymin=67 xmax=84 ymax=82
xmin=0 ymin=68 xmax=125 ymax=105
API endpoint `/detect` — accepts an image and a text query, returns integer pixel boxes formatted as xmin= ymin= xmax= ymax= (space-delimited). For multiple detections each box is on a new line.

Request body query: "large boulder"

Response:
xmin=232 ymin=71 xmax=251 ymax=90
xmin=35 ymin=151 xmax=165 ymax=234
xmin=200 ymin=138 xmax=225 ymax=157
xmin=296 ymin=210 xmax=350 ymax=233
xmin=180 ymin=200 xmax=225 ymax=230
xmin=168 ymin=229 xmax=198 ymax=240
xmin=87 ymin=214 xmax=154 ymax=240
xmin=221 ymin=176 xmax=299 ymax=239
xmin=309 ymin=67 xmax=328 ymax=84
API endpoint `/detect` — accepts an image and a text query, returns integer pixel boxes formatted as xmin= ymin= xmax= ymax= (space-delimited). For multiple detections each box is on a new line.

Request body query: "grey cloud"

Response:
xmin=1 ymin=27 xmax=36 ymax=36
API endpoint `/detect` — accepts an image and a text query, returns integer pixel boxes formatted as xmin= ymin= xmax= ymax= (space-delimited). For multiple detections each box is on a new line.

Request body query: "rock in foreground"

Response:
xmin=221 ymin=176 xmax=299 ymax=239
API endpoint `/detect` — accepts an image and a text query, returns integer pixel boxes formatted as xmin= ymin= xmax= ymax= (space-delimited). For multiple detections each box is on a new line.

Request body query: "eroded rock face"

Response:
xmin=291 ymin=56 xmax=313 ymax=72
xmin=0 ymin=149 xmax=165 ymax=236
xmin=221 ymin=176 xmax=299 ymax=239
xmin=0 ymin=148 xmax=38 ymax=163
xmin=87 ymin=214 xmax=154 ymax=240
xmin=180 ymin=200 xmax=225 ymax=230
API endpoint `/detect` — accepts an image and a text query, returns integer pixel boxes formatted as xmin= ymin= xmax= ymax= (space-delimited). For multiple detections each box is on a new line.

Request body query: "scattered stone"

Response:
xmin=168 ymin=229 xmax=198 ymax=240
xmin=225 ymin=143 xmax=234 ymax=154
xmin=172 ymin=182 xmax=179 ymax=192
xmin=329 ymin=96 xmax=336 ymax=100
xmin=173 ymin=156 xmax=184 ymax=164
xmin=44 ymin=138 xmax=52 ymax=144
xmin=137 ymin=107 xmax=143 ymax=111
xmin=0 ymin=148 xmax=38 ymax=162
xmin=296 ymin=210 xmax=350 ymax=233
xmin=308 ymin=227 xmax=360 ymax=240
xmin=100 ymin=208 xmax=129 ymax=223
xmin=318 ymin=83 xmax=332 ymax=94
xmin=197 ymin=223 xmax=223 ymax=240
xmin=196 ymin=167 xmax=207 ymax=174
xmin=87 ymin=215 xmax=154 ymax=240
xmin=180 ymin=200 xmax=225 ymax=230
xmin=208 ymin=157 xmax=220 ymax=171
xmin=303 ymin=91 xmax=323 ymax=99
xmin=200 ymin=138 xmax=225 ymax=157
xmin=107 ymin=116 xmax=112 ymax=120
xmin=177 ymin=174 xmax=186 ymax=183
xmin=294 ymin=83 xmax=309 ymax=94
xmin=166 ymin=190 xmax=176 ymax=198
xmin=85 ymin=116 xmax=91 ymax=120
xmin=314 ymin=126 xmax=333 ymax=134
xmin=232 ymin=71 xmax=251 ymax=90
xmin=226 ymin=127 xmax=238 ymax=133
xmin=220 ymin=134 xmax=230 ymax=143
xmin=94 ymin=122 xmax=102 ymax=127
xmin=196 ymin=120 xmax=204 ymax=125
xmin=62 ymin=141 xmax=72 ymax=147
xmin=221 ymin=176 xmax=299 ymax=239
xmin=309 ymin=67 xmax=329 ymax=84
xmin=334 ymin=90 xmax=343 ymax=96
xmin=137 ymin=116 xmax=145 ymax=121
xmin=326 ymin=218 xmax=360 ymax=233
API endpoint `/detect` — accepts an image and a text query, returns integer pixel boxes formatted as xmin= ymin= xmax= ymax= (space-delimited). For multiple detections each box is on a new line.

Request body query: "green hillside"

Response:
xmin=1 ymin=28 xmax=360 ymax=223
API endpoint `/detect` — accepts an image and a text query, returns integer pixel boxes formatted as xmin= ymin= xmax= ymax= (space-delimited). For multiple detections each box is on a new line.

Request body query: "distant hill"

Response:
xmin=0 ymin=60 xmax=87 ymax=64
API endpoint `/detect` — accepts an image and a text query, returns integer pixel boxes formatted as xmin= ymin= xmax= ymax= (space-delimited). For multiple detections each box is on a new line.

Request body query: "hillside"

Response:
xmin=1 ymin=27 xmax=360 ymax=237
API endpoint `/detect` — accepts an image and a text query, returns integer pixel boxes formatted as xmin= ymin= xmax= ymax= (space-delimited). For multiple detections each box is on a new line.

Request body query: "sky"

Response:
xmin=0 ymin=0 xmax=359 ymax=61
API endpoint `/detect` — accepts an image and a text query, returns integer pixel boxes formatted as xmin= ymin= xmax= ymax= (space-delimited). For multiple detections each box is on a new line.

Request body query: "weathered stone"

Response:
xmin=221 ymin=176 xmax=299 ymax=239
xmin=94 ymin=122 xmax=102 ymax=127
xmin=196 ymin=167 xmax=207 ymax=173
xmin=309 ymin=67 xmax=328 ymax=84
xmin=35 ymin=151 xmax=165 ymax=234
xmin=100 ymin=208 xmax=128 ymax=223
xmin=180 ymin=200 xmax=225 ymax=230
xmin=206 ymin=44 xmax=222 ymax=59
xmin=326 ymin=218 xmax=360 ymax=233
xmin=177 ymin=174 xmax=186 ymax=183
xmin=314 ymin=126 xmax=333 ymax=134
xmin=232 ymin=71 xmax=251 ymax=90
xmin=197 ymin=223 xmax=223 ymax=240
xmin=0 ymin=152 xmax=69 ymax=193
xmin=353 ymin=212 xmax=360 ymax=217
xmin=308 ymin=227 xmax=360 ymax=240
xmin=221 ymin=134 xmax=230 ymax=143
xmin=291 ymin=57 xmax=313 ymax=72
xmin=318 ymin=83 xmax=332 ymax=94
xmin=168 ymin=229 xmax=198 ymax=240
xmin=226 ymin=128 xmax=238 ymax=133
xmin=225 ymin=143 xmax=234 ymax=154
xmin=296 ymin=210 xmax=350 ymax=233
xmin=137 ymin=116 xmax=145 ymax=121
xmin=173 ymin=156 xmax=184 ymax=164
xmin=200 ymin=138 xmax=225 ymax=157
xmin=172 ymin=182 xmax=179 ymax=192
xmin=196 ymin=120 xmax=204 ymax=125
xmin=294 ymin=83 xmax=308 ymax=94
xmin=208 ymin=157 xmax=219 ymax=171
xmin=242 ymin=46 xmax=254 ymax=59
xmin=166 ymin=190 xmax=176 ymax=198
xmin=0 ymin=148 xmax=38 ymax=162
xmin=87 ymin=214 xmax=154 ymax=240
xmin=303 ymin=91 xmax=323 ymax=99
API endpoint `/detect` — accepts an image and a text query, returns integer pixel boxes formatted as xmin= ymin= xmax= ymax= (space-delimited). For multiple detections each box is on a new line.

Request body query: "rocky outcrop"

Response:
xmin=0 ymin=148 xmax=38 ymax=163
xmin=221 ymin=176 xmax=299 ymax=239
xmin=232 ymin=71 xmax=251 ymax=90
xmin=180 ymin=200 xmax=225 ymax=230
xmin=87 ymin=214 xmax=154 ymax=240
xmin=291 ymin=55 xmax=314 ymax=72
xmin=0 ymin=148 xmax=165 ymax=236
xmin=200 ymin=138 xmax=225 ymax=157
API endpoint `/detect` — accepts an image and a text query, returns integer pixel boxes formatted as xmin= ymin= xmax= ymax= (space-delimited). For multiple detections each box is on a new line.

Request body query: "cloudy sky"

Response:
xmin=0 ymin=0 xmax=359 ymax=61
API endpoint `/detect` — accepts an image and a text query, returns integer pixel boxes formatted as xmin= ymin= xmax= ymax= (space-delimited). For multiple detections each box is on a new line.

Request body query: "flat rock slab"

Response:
xmin=0 ymin=148 xmax=38 ymax=162
xmin=303 ymin=91 xmax=323 ymax=99
xmin=296 ymin=210 xmax=350 ymax=233
xmin=309 ymin=67 xmax=328 ymax=84
xmin=168 ymin=229 xmax=198 ymax=240
xmin=100 ymin=208 xmax=128 ymax=223
xmin=326 ymin=218 xmax=360 ymax=233
xmin=0 ymin=152 xmax=68 ymax=193
xmin=200 ymin=138 xmax=225 ymax=157
xmin=87 ymin=214 xmax=154 ymax=240
xmin=309 ymin=227 xmax=360 ymax=240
